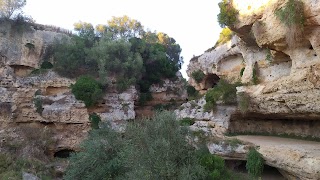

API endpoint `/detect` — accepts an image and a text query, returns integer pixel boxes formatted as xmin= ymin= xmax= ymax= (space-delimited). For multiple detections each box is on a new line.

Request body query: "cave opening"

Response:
xmin=54 ymin=149 xmax=75 ymax=158
xmin=204 ymin=74 xmax=220 ymax=90
xmin=225 ymin=160 xmax=286 ymax=180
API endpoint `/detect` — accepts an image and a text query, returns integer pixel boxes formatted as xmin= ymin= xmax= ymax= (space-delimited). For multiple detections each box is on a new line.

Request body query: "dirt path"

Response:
xmin=235 ymin=135 xmax=320 ymax=157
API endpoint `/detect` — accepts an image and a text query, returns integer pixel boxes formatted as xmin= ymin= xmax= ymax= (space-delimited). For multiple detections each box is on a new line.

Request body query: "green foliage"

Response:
xmin=191 ymin=70 xmax=205 ymax=83
xmin=53 ymin=37 xmax=98 ymax=78
xmin=186 ymin=85 xmax=199 ymax=99
xmin=64 ymin=123 xmax=126 ymax=180
xmin=179 ymin=117 xmax=195 ymax=126
xmin=197 ymin=149 xmax=232 ymax=180
xmin=40 ymin=61 xmax=53 ymax=69
xmin=0 ymin=0 xmax=26 ymax=19
xmin=65 ymin=111 xmax=236 ymax=180
xmin=0 ymin=153 xmax=54 ymax=180
xmin=87 ymin=36 xmax=143 ymax=90
xmin=138 ymin=92 xmax=153 ymax=105
xmin=33 ymin=97 xmax=43 ymax=114
xmin=240 ymin=67 xmax=245 ymax=77
xmin=107 ymin=15 xmax=144 ymax=39
xmin=89 ymin=113 xmax=101 ymax=129
xmin=204 ymin=101 xmax=215 ymax=112
xmin=205 ymin=80 xmax=241 ymax=107
xmin=215 ymin=27 xmax=234 ymax=47
xmin=71 ymin=76 xmax=103 ymax=107
xmin=246 ymin=148 xmax=264 ymax=178
xmin=275 ymin=0 xmax=305 ymax=27
xmin=217 ymin=0 xmax=238 ymax=28
xmin=238 ymin=92 xmax=250 ymax=114
xmin=266 ymin=48 xmax=272 ymax=62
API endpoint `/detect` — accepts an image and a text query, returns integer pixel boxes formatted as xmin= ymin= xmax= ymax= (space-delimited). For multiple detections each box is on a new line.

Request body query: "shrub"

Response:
xmin=214 ymin=27 xmax=234 ymax=47
xmin=186 ymin=85 xmax=199 ymax=98
xmin=266 ymin=48 xmax=272 ymax=62
xmin=217 ymin=0 xmax=238 ymax=28
xmin=40 ymin=61 xmax=53 ymax=69
xmin=33 ymin=97 xmax=43 ymax=114
xmin=89 ymin=113 xmax=101 ymax=129
xmin=197 ymin=150 xmax=232 ymax=180
xmin=138 ymin=92 xmax=152 ymax=105
xmin=71 ymin=76 xmax=103 ymax=107
xmin=191 ymin=70 xmax=205 ymax=83
xmin=179 ymin=117 xmax=195 ymax=126
xmin=275 ymin=0 xmax=305 ymax=46
xmin=65 ymin=111 xmax=209 ymax=180
xmin=246 ymin=148 xmax=264 ymax=178
xmin=275 ymin=0 xmax=304 ymax=27
xmin=238 ymin=92 xmax=250 ymax=114
xmin=205 ymin=80 xmax=241 ymax=107
xmin=252 ymin=66 xmax=259 ymax=85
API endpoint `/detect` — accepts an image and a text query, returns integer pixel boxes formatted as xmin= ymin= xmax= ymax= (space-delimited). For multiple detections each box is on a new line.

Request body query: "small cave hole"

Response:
xmin=54 ymin=149 xmax=75 ymax=158
xmin=204 ymin=74 xmax=220 ymax=90
xmin=309 ymin=45 xmax=314 ymax=50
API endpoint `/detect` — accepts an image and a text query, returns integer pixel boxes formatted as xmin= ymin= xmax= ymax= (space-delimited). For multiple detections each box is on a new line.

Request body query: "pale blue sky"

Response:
xmin=23 ymin=0 xmax=221 ymax=78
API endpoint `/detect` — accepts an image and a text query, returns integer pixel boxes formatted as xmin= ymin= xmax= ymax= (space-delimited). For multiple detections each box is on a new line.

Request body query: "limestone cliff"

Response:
xmin=178 ymin=0 xmax=320 ymax=179
xmin=0 ymin=20 xmax=187 ymax=158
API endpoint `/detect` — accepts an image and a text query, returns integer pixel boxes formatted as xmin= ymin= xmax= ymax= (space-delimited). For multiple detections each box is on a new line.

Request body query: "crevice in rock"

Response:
xmin=54 ymin=149 xmax=75 ymax=158
xmin=45 ymin=86 xmax=69 ymax=96
xmin=203 ymin=74 xmax=220 ymax=90
xmin=225 ymin=160 xmax=285 ymax=180
xmin=9 ymin=65 xmax=34 ymax=77
xmin=229 ymin=113 xmax=320 ymax=138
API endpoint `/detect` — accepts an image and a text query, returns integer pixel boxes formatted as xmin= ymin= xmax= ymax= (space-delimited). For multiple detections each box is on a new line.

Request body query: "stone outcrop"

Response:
xmin=182 ymin=0 xmax=320 ymax=179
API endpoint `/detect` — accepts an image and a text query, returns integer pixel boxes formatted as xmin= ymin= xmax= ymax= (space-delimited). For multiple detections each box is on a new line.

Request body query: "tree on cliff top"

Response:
xmin=0 ymin=0 xmax=26 ymax=19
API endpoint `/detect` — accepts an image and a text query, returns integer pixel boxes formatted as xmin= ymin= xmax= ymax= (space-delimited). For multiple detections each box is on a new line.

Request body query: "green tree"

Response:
xmin=217 ymin=0 xmax=238 ymax=28
xmin=246 ymin=148 xmax=264 ymax=178
xmin=53 ymin=37 xmax=98 ymax=78
xmin=71 ymin=76 xmax=103 ymax=107
xmin=0 ymin=0 xmax=26 ymax=19
xmin=106 ymin=15 xmax=145 ymax=39
xmin=73 ymin=21 xmax=96 ymax=47
xmin=87 ymin=35 xmax=143 ymax=91
xmin=64 ymin=123 xmax=126 ymax=180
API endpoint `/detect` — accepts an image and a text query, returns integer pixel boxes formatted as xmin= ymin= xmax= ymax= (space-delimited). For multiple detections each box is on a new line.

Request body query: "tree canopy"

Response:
xmin=0 ymin=0 xmax=26 ymax=19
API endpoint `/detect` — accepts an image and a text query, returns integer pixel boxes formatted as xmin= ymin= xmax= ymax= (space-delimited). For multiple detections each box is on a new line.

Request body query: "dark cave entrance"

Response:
xmin=225 ymin=160 xmax=286 ymax=180
xmin=54 ymin=149 xmax=75 ymax=158
xmin=204 ymin=74 xmax=220 ymax=90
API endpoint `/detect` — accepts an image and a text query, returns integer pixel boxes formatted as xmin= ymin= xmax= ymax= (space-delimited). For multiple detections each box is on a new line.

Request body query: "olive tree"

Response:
xmin=0 ymin=0 xmax=26 ymax=19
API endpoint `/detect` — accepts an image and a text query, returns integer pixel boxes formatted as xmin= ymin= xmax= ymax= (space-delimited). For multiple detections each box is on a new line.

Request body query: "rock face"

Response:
xmin=183 ymin=0 xmax=320 ymax=179
xmin=0 ymin=20 xmax=187 ymax=156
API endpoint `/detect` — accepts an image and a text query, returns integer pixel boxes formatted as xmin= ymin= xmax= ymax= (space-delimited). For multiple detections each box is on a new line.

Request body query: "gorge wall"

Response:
xmin=176 ymin=0 xmax=320 ymax=179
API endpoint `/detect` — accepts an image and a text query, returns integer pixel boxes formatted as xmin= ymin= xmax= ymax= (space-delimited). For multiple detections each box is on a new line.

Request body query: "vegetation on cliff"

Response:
xmin=65 ymin=111 xmax=234 ymax=180
xmin=217 ymin=0 xmax=238 ymax=28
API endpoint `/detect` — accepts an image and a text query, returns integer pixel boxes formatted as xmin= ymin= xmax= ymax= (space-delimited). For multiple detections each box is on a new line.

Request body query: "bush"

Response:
xmin=238 ymin=92 xmax=250 ymax=114
xmin=217 ymin=0 xmax=238 ymax=28
xmin=191 ymin=70 xmax=205 ymax=83
xmin=89 ymin=113 xmax=101 ymax=129
xmin=179 ymin=117 xmax=195 ymax=126
xmin=198 ymin=151 xmax=232 ymax=180
xmin=138 ymin=92 xmax=152 ymax=105
xmin=275 ymin=0 xmax=305 ymax=46
xmin=275 ymin=0 xmax=304 ymax=27
xmin=40 ymin=61 xmax=53 ymax=69
xmin=71 ymin=76 xmax=103 ymax=107
xmin=252 ymin=66 xmax=259 ymax=85
xmin=65 ymin=111 xmax=236 ymax=180
xmin=205 ymin=80 xmax=240 ymax=107
xmin=33 ymin=97 xmax=43 ymax=114
xmin=246 ymin=148 xmax=264 ymax=178
xmin=214 ymin=27 xmax=234 ymax=47
xmin=186 ymin=85 xmax=199 ymax=98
